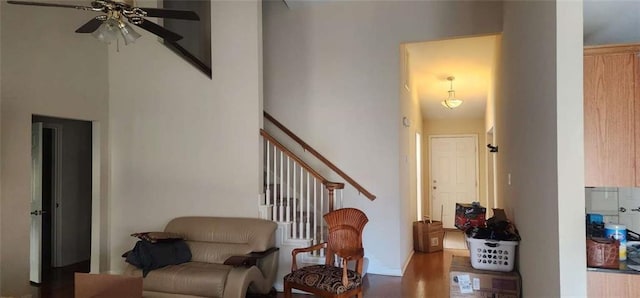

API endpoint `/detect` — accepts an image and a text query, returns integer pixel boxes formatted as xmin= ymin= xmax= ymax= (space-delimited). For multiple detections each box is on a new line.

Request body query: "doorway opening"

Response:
xmin=31 ymin=115 xmax=92 ymax=292
xmin=402 ymin=33 xmax=499 ymax=246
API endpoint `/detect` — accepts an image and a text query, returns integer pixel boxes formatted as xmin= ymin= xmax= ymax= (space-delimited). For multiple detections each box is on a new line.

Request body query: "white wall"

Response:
xmin=399 ymin=44 xmax=423 ymax=267
xmin=108 ymin=0 xmax=263 ymax=273
xmin=498 ymin=1 xmax=585 ymax=296
xmin=0 ymin=0 xmax=3 ymax=293
xmin=0 ymin=1 xmax=109 ymax=295
xmin=488 ymin=35 xmax=502 ymax=209
xmin=556 ymin=1 xmax=586 ymax=295
xmin=263 ymin=0 xmax=502 ymax=275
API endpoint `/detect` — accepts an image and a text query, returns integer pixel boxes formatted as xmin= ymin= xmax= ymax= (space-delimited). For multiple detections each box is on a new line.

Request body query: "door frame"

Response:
xmin=486 ymin=126 xmax=497 ymax=211
xmin=42 ymin=123 xmax=63 ymax=267
xmin=90 ymin=121 xmax=101 ymax=273
xmin=31 ymin=122 xmax=43 ymax=283
xmin=427 ymin=134 xmax=480 ymax=222
xmin=416 ymin=132 xmax=423 ymax=221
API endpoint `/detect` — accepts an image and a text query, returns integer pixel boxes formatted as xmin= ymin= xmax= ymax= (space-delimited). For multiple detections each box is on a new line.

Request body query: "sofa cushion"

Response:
xmin=186 ymin=241 xmax=252 ymax=264
xmin=164 ymin=217 xmax=277 ymax=263
xmin=139 ymin=261 xmax=231 ymax=297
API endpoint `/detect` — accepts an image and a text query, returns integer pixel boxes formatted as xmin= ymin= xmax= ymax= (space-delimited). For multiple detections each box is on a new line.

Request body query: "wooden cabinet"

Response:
xmin=584 ymin=44 xmax=640 ymax=187
xmin=588 ymin=271 xmax=640 ymax=297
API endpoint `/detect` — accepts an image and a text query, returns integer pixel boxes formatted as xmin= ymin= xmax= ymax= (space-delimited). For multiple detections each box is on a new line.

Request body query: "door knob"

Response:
xmin=30 ymin=210 xmax=40 ymax=215
xmin=620 ymin=207 xmax=627 ymax=213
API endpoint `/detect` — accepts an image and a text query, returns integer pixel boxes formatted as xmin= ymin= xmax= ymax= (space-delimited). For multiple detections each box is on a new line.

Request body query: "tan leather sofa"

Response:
xmin=123 ymin=217 xmax=279 ymax=298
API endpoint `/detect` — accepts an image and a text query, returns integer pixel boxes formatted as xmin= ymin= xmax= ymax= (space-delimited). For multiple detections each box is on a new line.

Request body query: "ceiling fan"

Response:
xmin=7 ymin=0 xmax=200 ymax=45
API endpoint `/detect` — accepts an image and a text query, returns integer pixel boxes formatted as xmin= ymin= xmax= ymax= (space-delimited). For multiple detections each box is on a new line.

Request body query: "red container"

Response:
xmin=455 ymin=203 xmax=486 ymax=231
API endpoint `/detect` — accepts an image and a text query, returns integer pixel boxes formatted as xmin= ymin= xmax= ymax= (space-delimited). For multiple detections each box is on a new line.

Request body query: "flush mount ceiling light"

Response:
xmin=441 ymin=76 xmax=463 ymax=109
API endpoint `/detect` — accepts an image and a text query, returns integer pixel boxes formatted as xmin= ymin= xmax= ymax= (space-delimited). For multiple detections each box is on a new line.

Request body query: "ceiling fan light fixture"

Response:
xmin=118 ymin=21 xmax=141 ymax=45
xmin=8 ymin=0 xmax=200 ymax=45
xmin=441 ymin=76 xmax=463 ymax=109
xmin=91 ymin=19 xmax=119 ymax=44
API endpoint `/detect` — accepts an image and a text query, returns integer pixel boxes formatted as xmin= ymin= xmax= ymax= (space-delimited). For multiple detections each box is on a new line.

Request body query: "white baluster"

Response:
xmin=265 ymin=140 xmax=270 ymax=207
xmin=339 ymin=189 xmax=343 ymax=209
xmin=292 ymin=162 xmax=297 ymax=239
xmin=269 ymin=144 xmax=276 ymax=221
xmin=299 ymin=166 xmax=304 ymax=238
xmin=279 ymin=151 xmax=284 ymax=222
xmin=313 ymin=179 xmax=317 ymax=248
xmin=306 ymin=172 xmax=310 ymax=240
xmin=320 ymin=187 xmax=325 ymax=257
xmin=286 ymin=157 xmax=291 ymax=223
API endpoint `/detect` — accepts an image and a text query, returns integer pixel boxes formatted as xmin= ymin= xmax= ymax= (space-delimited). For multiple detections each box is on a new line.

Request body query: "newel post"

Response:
xmin=324 ymin=182 xmax=345 ymax=212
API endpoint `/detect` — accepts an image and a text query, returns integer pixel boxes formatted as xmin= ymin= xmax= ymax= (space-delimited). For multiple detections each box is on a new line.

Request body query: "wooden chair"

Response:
xmin=283 ymin=208 xmax=369 ymax=298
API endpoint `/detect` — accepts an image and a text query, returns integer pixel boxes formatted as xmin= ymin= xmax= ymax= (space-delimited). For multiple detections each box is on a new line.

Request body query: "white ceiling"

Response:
xmin=406 ymin=35 xmax=497 ymax=121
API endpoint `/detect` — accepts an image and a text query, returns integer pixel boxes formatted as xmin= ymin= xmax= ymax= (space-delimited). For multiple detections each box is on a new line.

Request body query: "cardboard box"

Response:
xmin=455 ymin=203 xmax=487 ymax=231
xmin=450 ymin=256 xmax=520 ymax=298
xmin=75 ymin=273 xmax=143 ymax=298
xmin=413 ymin=220 xmax=444 ymax=253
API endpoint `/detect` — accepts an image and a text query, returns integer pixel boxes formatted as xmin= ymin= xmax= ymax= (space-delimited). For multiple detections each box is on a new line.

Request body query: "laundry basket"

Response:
xmin=467 ymin=236 xmax=518 ymax=272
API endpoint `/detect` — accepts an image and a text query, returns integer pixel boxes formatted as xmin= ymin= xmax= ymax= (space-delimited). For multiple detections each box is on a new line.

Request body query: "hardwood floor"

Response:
xmin=277 ymin=249 xmax=470 ymax=298
xmin=29 ymin=250 xmax=468 ymax=297
xmin=30 ymin=260 xmax=90 ymax=298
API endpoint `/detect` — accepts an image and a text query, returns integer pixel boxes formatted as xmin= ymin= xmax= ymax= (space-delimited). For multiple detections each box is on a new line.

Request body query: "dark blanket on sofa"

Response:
xmin=125 ymin=240 xmax=191 ymax=277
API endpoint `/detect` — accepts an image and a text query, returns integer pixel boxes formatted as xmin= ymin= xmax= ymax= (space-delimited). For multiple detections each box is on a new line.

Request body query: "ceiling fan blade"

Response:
xmin=7 ymin=0 xmax=93 ymax=10
xmin=135 ymin=19 xmax=183 ymax=42
xmin=75 ymin=18 xmax=103 ymax=33
xmin=138 ymin=7 xmax=200 ymax=20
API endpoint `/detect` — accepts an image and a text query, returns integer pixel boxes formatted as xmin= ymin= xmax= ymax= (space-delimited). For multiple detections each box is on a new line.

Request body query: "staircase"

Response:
xmin=258 ymin=112 xmax=376 ymax=291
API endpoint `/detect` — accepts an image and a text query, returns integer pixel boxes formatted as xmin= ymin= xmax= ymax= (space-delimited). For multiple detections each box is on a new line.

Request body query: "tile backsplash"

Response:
xmin=586 ymin=187 xmax=640 ymax=233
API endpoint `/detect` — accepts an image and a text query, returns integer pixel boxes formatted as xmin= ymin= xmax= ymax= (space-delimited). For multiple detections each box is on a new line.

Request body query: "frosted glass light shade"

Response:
xmin=441 ymin=98 xmax=463 ymax=109
xmin=441 ymin=90 xmax=463 ymax=109
xmin=92 ymin=20 xmax=119 ymax=44
xmin=119 ymin=22 xmax=141 ymax=45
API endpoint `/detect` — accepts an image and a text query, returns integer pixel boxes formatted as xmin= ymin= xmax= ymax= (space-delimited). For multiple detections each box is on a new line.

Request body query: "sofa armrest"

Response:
xmin=223 ymin=247 xmax=279 ymax=267
xmin=222 ymin=247 xmax=280 ymax=298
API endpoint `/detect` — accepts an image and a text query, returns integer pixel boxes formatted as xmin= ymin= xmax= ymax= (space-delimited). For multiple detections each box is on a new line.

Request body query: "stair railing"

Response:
xmin=264 ymin=111 xmax=376 ymax=201
xmin=261 ymin=129 xmax=344 ymax=244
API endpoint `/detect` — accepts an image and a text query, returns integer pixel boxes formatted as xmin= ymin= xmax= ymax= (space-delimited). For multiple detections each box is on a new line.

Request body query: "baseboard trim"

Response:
xmin=401 ymin=250 xmax=415 ymax=275
xmin=366 ymin=267 xmax=403 ymax=277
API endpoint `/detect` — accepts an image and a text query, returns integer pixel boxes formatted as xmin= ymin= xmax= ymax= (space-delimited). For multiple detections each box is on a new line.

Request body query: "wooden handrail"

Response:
xmin=260 ymin=129 xmax=344 ymax=190
xmin=264 ymin=112 xmax=376 ymax=200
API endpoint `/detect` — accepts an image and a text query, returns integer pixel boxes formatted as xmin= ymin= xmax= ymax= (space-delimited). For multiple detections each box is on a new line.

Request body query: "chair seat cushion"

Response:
xmin=284 ymin=265 xmax=362 ymax=294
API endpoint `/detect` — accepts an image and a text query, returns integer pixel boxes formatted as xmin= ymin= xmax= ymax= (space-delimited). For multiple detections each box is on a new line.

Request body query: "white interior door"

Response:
xmin=31 ymin=122 xmax=43 ymax=283
xmin=430 ymin=136 xmax=478 ymax=229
